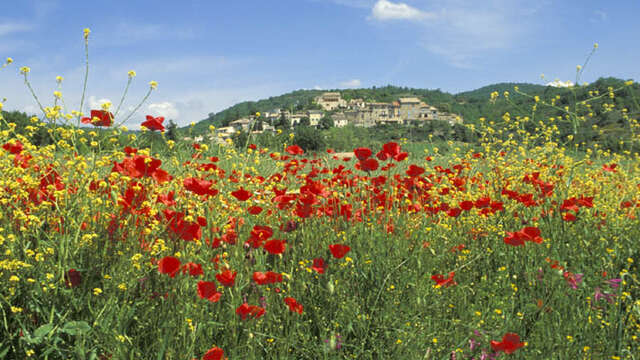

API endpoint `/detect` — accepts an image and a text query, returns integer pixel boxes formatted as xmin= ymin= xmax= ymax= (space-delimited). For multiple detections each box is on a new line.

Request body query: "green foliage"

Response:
xmin=276 ymin=113 xmax=291 ymax=130
xmin=293 ymin=126 xmax=325 ymax=152
xmin=298 ymin=117 xmax=310 ymax=127
xmin=188 ymin=77 xmax=640 ymax=153
xmin=1 ymin=110 xmax=51 ymax=146
xmin=166 ymin=119 xmax=178 ymax=141
xmin=319 ymin=115 xmax=334 ymax=130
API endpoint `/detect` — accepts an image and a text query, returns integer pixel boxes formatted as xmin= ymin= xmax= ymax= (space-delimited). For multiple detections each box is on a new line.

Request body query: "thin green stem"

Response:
xmin=119 ymin=87 xmax=153 ymax=128
xmin=114 ymin=77 xmax=133 ymax=118
xmin=78 ymin=39 xmax=90 ymax=124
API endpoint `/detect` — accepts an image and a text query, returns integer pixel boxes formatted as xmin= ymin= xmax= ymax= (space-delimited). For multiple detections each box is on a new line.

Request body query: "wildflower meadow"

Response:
xmin=1 ymin=30 xmax=639 ymax=360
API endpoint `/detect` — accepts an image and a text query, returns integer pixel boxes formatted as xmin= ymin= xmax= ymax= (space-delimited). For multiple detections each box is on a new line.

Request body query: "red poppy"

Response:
xmin=602 ymin=163 xmax=617 ymax=172
xmin=2 ymin=140 xmax=23 ymax=154
xmin=376 ymin=149 xmax=390 ymax=161
xmin=245 ymin=225 xmax=272 ymax=248
xmin=329 ymin=244 xmax=351 ymax=259
xmin=520 ymin=226 xmax=543 ymax=243
xmin=247 ymin=206 xmax=263 ymax=215
xmin=81 ymin=110 xmax=113 ymax=127
xmin=202 ymin=346 xmax=224 ymax=360
xmin=264 ymin=239 xmax=286 ymax=255
xmin=354 ymin=147 xmax=372 ymax=161
xmin=459 ymin=201 xmax=474 ymax=211
xmin=112 ymin=155 xmax=171 ymax=183
xmin=382 ymin=142 xmax=401 ymax=157
xmin=141 ymin=115 xmax=165 ymax=131
xmin=231 ymin=187 xmax=252 ymax=201
xmin=284 ymin=297 xmax=304 ymax=314
xmin=182 ymin=262 xmax=204 ymax=277
xmin=184 ymin=178 xmax=219 ymax=197
xmin=359 ymin=158 xmax=379 ymax=172
xmin=406 ymin=164 xmax=425 ymax=177
xmin=158 ymin=256 xmax=181 ymax=278
xmin=431 ymin=272 xmax=457 ymax=287
xmin=215 ymin=269 xmax=237 ymax=287
xmin=65 ymin=269 xmax=82 ymax=288
xmin=312 ymin=258 xmax=326 ymax=274
xmin=236 ymin=303 xmax=266 ymax=320
xmin=197 ymin=281 xmax=222 ymax=302
xmin=123 ymin=146 xmax=138 ymax=155
xmin=504 ymin=232 xmax=525 ymax=246
xmin=490 ymin=333 xmax=525 ymax=354
xmin=253 ymin=271 xmax=283 ymax=285
xmin=285 ymin=145 xmax=304 ymax=155
xmin=393 ymin=152 xmax=409 ymax=161
xmin=447 ymin=208 xmax=462 ymax=217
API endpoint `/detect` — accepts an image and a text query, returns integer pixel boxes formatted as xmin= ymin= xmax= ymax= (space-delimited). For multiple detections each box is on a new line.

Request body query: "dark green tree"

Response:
xmin=278 ymin=113 xmax=291 ymax=130
xmin=319 ymin=116 xmax=334 ymax=129
xmin=166 ymin=119 xmax=178 ymax=141
xmin=299 ymin=117 xmax=310 ymax=127
xmin=255 ymin=119 xmax=264 ymax=131
xmin=294 ymin=126 xmax=325 ymax=151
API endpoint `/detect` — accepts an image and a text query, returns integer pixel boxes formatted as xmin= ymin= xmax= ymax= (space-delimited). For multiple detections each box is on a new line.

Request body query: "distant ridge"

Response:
xmin=187 ymin=77 xmax=638 ymax=135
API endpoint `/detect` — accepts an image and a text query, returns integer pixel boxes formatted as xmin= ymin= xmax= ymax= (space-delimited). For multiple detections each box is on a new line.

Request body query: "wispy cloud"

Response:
xmin=339 ymin=79 xmax=362 ymax=87
xmin=370 ymin=0 xmax=434 ymax=21
xmin=0 ymin=22 xmax=33 ymax=37
xmin=317 ymin=0 xmax=377 ymax=9
xmin=148 ymin=101 xmax=179 ymax=119
xmin=368 ymin=0 xmax=546 ymax=68
xmin=590 ymin=10 xmax=607 ymax=23
xmin=97 ymin=22 xmax=196 ymax=47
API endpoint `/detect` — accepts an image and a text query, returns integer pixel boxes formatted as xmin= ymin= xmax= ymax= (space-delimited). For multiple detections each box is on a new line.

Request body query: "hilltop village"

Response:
xmin=205 ymin=92 xmax=463 ymax=140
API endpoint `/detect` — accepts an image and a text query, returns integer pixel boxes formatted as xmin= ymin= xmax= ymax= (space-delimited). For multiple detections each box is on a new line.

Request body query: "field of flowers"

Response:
xmin=1 ymin=33 xmax=640 ymax=360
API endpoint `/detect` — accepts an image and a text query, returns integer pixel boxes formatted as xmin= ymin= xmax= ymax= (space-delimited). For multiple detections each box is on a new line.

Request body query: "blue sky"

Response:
xmin=1 ymin=0 xmax=638 ymax=127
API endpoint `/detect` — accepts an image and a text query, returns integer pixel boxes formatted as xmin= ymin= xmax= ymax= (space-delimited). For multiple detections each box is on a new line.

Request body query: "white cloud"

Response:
xmin=0 ymin=22 xmax=32 ymax=37
xmin=371 ymin=0 xmax=433 ymax=21
xmin=88 ymin=96 xmax=113 ymax=110
xmin=547 ymin=80 xmax=574 ymax=88
xmin=339 ymin=79 xmax=362 ymax=88
xmin=96 ymin=22 xmax=196 ymax=47
xmin=367 ymin=0 xmax=546 ymax=68
xmin=590 ymin=10 xmax=607 ymax=23
xmin=148 ymin=102 xmax=179 ymax=120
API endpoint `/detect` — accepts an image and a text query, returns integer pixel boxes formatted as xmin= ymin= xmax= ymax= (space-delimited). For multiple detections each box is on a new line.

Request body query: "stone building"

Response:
xmin=315 ymin=92 xmax=347 ymax=111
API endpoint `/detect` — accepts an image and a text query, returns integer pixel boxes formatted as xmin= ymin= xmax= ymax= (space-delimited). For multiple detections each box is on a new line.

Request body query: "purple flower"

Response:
xmin=470 ymin=338 xmax=478 ymax=351
xmin=594 ymin=287 xmax=616 ymax=303
xmin=605 ymin=278 xmax=622 ymax=290
xmin=563 ymin=271 xmax=584 ymax=290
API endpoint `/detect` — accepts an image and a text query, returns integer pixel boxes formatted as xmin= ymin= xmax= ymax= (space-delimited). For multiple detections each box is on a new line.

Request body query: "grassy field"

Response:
xmin=1 ymin=112 xmax=639 ymax=359
xmin=1 ymin=33 xmax=640 ymax=359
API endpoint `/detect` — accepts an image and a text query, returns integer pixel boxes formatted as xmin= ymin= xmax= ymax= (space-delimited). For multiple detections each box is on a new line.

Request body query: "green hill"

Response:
xmin=187 ymin=78 xmax=639 ymax=149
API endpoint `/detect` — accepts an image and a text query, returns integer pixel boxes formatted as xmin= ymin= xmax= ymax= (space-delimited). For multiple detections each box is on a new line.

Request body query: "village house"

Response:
xmin=347 ymin=98 xmax=366 ymax=110
xmin=215 ymin=126 xmax=237 ymax=138
xmin=263 ymin=109 xmax=281 ymax=121
xmin=229 ymin=117 xmax=254 ymax=131
xmin=331 ymin=112 xmax=349 ymax=128
xmin=223 ymin=92 xmax=463 ymax=132
xmin=397 ymin=97 xmax=425 ymax=121
xmin=290 ymin=113 xmax=306 ymax=126
xmin=437 ymin=113 xmax=464 ymax=125
xmin=315 ymin=92 xmax=347 ymax=111
xmin=418 ymin=105 xmax=439 ymax=121
xmin=307 ymin=110 xmax=323 ymax=126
